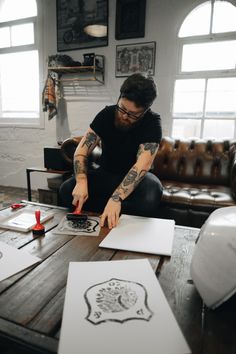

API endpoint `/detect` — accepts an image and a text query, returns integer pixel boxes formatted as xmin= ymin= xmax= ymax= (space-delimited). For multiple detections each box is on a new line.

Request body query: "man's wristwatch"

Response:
xmin=111 ymin=195 xmax=123 ymax=203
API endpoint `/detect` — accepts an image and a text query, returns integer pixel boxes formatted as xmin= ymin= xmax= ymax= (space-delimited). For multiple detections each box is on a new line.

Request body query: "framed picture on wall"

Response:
xmin=115 ymin=0 xmax=146 ymax=40
xmin=115 ymin=42 xmax=156 ymax=77
xmin=56 ymin=0 xmax=108 ymax=52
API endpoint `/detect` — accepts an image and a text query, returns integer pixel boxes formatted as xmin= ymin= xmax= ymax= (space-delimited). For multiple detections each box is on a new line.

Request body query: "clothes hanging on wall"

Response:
xmin=42 ymin=72 xmax=61 ymax=120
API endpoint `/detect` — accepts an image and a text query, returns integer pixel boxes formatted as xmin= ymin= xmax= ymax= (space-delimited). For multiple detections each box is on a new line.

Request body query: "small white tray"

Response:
xmin=0 ymin=209 xmax=54 ymax=232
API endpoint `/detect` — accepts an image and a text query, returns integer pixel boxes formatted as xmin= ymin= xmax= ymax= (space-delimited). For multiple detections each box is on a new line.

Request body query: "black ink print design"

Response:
xmin=0 ymin=251 xmax=2 ymax=259
xmin=57 ymin=217 xmax=99 ymax=234
xmin=84 ymin=278 xmax=153 ymax=324
xmin=67 ymin=218 xmax=99 ymax=233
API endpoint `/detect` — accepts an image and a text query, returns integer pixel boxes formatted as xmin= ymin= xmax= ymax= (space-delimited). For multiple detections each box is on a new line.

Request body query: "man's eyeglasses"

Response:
xmin=115 ymin=104 xmax=148 ymax=121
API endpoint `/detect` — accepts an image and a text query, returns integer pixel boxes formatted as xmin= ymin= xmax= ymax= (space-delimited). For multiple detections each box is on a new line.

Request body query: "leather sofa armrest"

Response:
xmin=61 ymin=137 xmax=82 ymax=167
xmin=61 ymin=136 xmax=101 ymax=169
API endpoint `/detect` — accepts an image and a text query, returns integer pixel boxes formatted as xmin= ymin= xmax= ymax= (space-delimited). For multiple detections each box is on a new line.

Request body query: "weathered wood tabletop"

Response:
xmin=0 ymin=202 xmax=235 ymax=354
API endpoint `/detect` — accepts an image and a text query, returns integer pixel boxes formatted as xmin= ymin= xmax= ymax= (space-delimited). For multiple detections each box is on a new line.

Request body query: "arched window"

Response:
xmin=172 ymin=0 xmax=236 ymax=139
xmin=0 ymin=0 xmax=41 ymax=126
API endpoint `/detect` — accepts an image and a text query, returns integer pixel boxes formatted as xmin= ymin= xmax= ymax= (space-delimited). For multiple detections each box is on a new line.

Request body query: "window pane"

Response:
xmin=179 ymin=1 xmax=211 ymax=37
xmin=11 ymin=23 xmax=34 ymax=46
xmin=203 ymin=120 xmax=234 ymax=138
xmin=172 ymin=119 xmax=201 ymax=138
xmin=173 ymin=79 xmax=205 ymax=118
xmin=0 ymin=26 xmax=10 ymax=48
xmin=0 ymin=0 xmax=37 ymax=22
xmin=205 ymin=78 xmax=236 ymax=118
xmin=182 ymin=41 xmax=236 ymax=71
xmin=213 ymin=1 xmax=236 ymax=33
xmin=0 ymin=50 xmax=39 ymax=117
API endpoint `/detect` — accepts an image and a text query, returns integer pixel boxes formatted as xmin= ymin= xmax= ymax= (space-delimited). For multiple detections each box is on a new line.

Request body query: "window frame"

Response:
xmin=172 ymin=1 xmax=236 ymax=139
xmin=0 ymin=0 xmax=44 ymax=128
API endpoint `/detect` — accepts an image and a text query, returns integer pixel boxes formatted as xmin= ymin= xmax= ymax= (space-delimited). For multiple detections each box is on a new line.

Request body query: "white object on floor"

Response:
xmin=99 ymin=214 xmax=175 ymax=256
xmin=0 ymin=241 xmax=41 ymax=281
xmin=58 ymin=259 xmax=191 ymax=354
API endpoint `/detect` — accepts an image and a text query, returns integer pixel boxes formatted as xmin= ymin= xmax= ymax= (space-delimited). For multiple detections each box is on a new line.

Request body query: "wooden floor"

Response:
xmin=0 ymin=186 xmax=38 ymax=209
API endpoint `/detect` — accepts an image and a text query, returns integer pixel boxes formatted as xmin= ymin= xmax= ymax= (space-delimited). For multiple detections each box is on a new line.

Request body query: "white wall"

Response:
xmin=0 ymin=0 xmax=226 ymax=189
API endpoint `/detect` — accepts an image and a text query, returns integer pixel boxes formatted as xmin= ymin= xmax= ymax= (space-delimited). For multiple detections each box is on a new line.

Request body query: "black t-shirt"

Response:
xmin=90 ymin=105 xmax=162 ymax=175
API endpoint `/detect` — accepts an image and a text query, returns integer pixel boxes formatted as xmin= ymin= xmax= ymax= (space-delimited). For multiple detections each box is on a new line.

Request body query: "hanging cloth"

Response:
xmin=42 ymin=72 xmax=59 ymax=120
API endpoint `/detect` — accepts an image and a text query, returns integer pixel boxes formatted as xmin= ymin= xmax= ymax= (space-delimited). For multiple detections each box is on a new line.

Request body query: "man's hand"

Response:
xmin=72 ymin=178 xmax=88 ymax=212
xmin=100 ymin=198 xmax=121 ymax=229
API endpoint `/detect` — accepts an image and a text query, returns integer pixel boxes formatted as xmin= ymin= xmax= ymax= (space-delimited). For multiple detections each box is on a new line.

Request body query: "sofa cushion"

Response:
xmin=161 ymin=180 xmax=234 ymax=211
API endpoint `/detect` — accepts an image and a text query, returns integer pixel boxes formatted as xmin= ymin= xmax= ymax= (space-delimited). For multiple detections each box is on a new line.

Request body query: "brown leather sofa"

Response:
xmin=61 ymin=136 xmax=236 ymax=227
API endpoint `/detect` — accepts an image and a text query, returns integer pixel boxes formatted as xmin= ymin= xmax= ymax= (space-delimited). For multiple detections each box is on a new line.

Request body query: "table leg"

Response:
xmin=26 ymin=169 xmax=32 ymax=201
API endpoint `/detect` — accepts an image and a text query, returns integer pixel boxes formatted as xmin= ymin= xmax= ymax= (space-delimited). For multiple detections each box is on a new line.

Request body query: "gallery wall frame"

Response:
xmin=115 ymin=0 xmax=146 ymax=40
xmin=115 ymin=41 xmax=156 ymax=77
xmin=56 ymin=0 xmax=108 ymax=52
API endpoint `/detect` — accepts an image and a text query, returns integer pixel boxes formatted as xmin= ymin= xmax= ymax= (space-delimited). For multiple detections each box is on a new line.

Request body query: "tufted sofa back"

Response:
xmin=153 ymin=137 xmax=236 ymax=187
xmin=61 ymin=136 xmax=236 ymax=192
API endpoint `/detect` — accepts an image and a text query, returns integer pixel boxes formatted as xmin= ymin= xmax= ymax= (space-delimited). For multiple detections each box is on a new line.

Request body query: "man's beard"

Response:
xmin=114 ymin=112 xmax=141 ymax=132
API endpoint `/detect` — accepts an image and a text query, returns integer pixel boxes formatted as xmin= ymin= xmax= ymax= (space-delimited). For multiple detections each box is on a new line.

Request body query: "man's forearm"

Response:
xmin=74 ymin=155 xmax=88 ymax=182
xmin=73 ymin=130 xmax=99 ymax=182
xmin=111 ymin=165 xmax=147 ymax=202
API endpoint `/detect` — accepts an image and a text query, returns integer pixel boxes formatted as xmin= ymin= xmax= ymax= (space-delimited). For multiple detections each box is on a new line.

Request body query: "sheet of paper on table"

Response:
xmin=99 ymin=214 xmax=175 ymax=256
xmin=0 ymin=209 xmax=54 ymax=232
xmin=0 ymin=241 xmax=41 ymax=281
xmin=53 ymin=215 xmax=100 ymax=236
xmin=58 ymin=259 xmax=191 ymax=354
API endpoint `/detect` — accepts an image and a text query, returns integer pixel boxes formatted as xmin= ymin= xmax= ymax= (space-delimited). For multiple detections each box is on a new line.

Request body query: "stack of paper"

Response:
xmin=99 ymin=214 xmax=175 ymax=256
xmin=0 ymin=209 xmax=54 ymax=232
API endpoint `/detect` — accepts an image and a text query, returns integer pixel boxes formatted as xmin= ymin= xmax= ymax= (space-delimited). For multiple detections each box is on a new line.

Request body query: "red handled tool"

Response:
xmin=32 ymin=210 xmax=45 ymax=236
xmin=66 ymin=203 xmax=88 ymax=222
xmin=11 ymin=203 xmax=26 ymax=210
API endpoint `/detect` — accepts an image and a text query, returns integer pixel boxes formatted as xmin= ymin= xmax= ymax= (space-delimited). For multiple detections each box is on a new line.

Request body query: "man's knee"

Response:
xmin=124 ymin=173 xmax=163 ymax=217
xmin=59 ymin=176 xmax=75 ymax=208
xmin=139 ymin=173 xmax=163 ymax=214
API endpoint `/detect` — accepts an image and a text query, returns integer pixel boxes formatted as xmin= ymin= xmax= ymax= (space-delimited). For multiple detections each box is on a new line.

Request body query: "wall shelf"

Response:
xmin=48 ymin=55 xmax=105 ymax=84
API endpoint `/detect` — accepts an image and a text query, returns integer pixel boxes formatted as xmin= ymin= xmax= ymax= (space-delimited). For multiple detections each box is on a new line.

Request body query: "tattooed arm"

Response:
xmin=72 ymin=128 xmax=100 ymax=210
xmin=100 ymin=142 xmax=159 ymax=229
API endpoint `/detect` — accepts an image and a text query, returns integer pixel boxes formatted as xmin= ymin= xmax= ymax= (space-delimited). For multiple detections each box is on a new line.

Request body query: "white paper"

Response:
xmin=0 ymin=209 xmax=54 ymax=232
xmin=53 ymin=215 xmax=100 ymax=236
xmin=99 ymin=214 xmax=175 ymax=256
xmin=58 ymin=259 xmax=191 ymax=354
xmin=0 ymin=241 xmax=41 ymax=281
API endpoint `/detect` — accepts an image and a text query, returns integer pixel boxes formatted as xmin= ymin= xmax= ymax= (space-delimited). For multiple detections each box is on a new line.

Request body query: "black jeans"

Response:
xmin=59 ymin=167 xmax=163 ymax=217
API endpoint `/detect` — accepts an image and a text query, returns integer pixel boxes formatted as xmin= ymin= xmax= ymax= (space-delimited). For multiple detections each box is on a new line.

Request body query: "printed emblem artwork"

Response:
xmin=53 ymin=216 xmax=100 ymax=236
xmin=84 ymin=278 xmax=153 ymax=324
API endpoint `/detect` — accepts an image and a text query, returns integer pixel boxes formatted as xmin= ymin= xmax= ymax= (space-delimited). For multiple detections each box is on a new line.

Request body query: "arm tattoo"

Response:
xmin=112 ymin=167 xmax=148 ymax=202
xmin=134 ymin=169 xmax=147 ymax=188
xmin=74 ymin=160 xmax=87 ymax=175
xmin=82 ymin=132 xmax=97 ymax=152
xmin=123 ymin=167 xmax=138 ymax=187
xmin=136 ymin=143 xmax=158 ymax=159
xmin=137 ymin=145 xmax=144 ymax=159
xmin=143 ymin=143 xmax=159 ymax=155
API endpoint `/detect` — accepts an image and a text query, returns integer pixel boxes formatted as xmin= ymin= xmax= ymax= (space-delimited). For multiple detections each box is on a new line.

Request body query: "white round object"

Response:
xmin=190 ymin=206 xmax=236 ymax=309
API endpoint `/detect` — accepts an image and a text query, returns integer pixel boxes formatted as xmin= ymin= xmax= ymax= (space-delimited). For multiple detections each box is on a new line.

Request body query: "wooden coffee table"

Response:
xmin=0 ymin=202 xmax=235 ymax=354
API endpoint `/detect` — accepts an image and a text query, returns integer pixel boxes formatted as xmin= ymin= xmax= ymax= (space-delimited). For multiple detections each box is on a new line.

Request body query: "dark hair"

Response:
xmin=120 ymin=73 xmax=157 ymax=109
